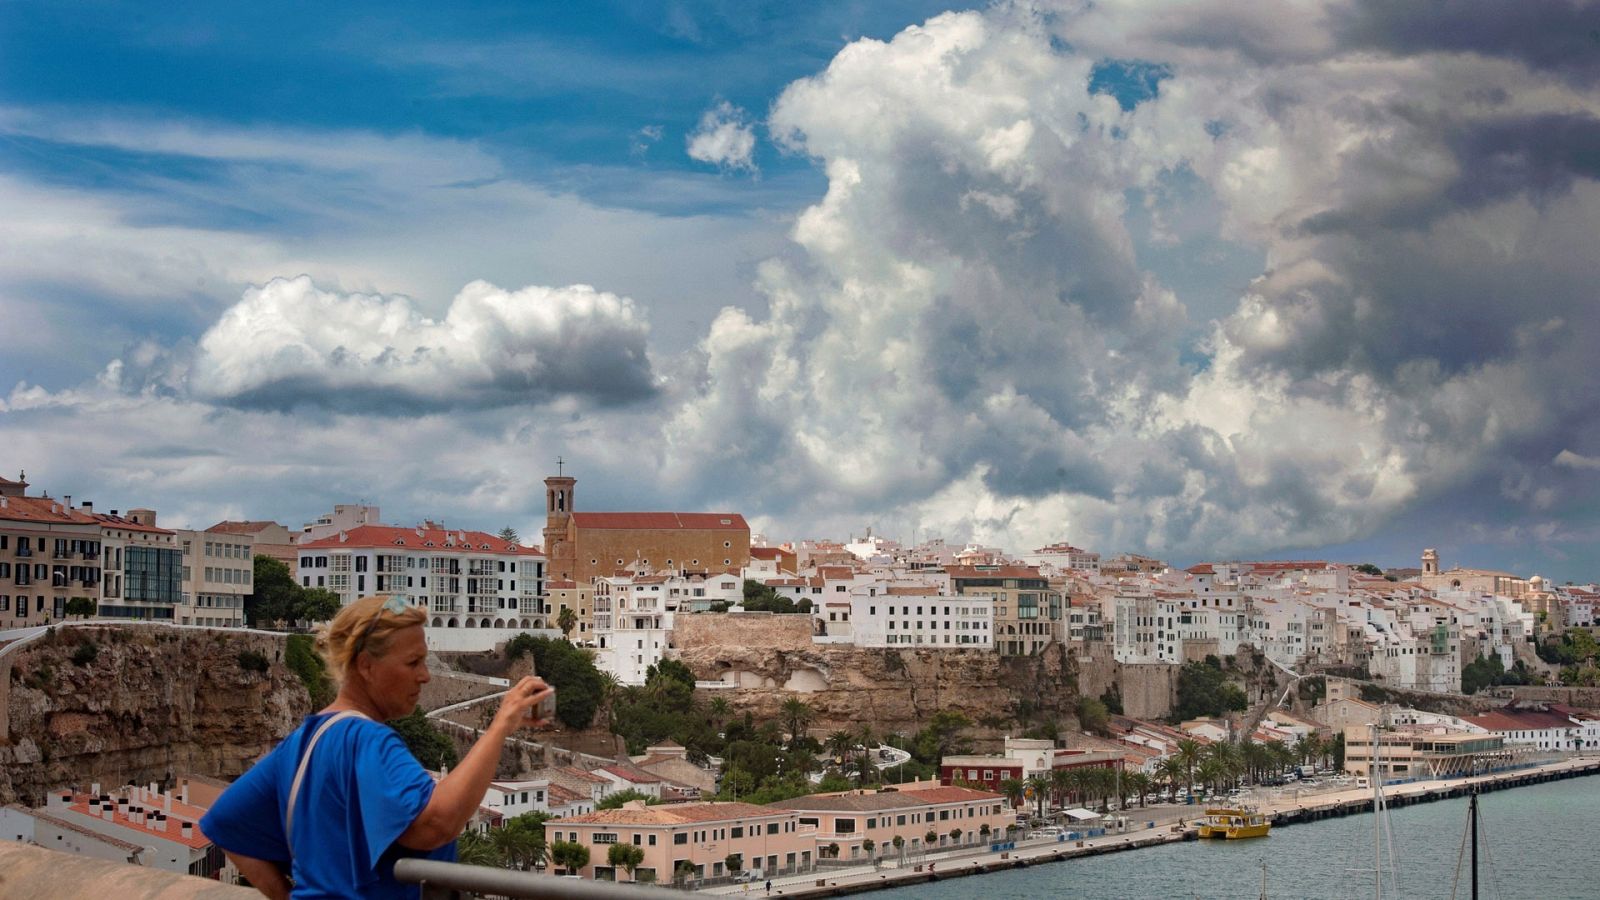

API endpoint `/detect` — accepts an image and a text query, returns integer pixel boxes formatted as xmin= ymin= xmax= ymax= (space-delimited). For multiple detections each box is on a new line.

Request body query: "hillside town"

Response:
xmin=3 ymin=465 xmax=1599 ymax=893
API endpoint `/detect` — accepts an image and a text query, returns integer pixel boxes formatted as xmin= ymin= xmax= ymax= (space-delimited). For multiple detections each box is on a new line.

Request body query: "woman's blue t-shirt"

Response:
xmin=201 ymin=712 xmax=457 ymax=898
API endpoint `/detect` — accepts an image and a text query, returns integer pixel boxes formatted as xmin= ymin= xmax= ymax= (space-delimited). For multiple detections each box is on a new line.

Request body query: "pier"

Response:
xmin=742 ymin=757 xmax=1600 ymax=898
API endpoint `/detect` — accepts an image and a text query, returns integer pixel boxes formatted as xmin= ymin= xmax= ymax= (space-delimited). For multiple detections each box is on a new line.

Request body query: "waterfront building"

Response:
xmin=1461 ymin=707 xmax=1593 ymax=753
xmin=1341 ymin=725 xmax=1511 ymax=779
xmin=549 ymin=800 xmax=810 ymax=882
xmin=296 ymin=523 xmax=547 ymax=652
xmin=2 ymin=781 xmax=225 ymax=880
xmin=938 ymin=738 xmax=1124 ymax=799
xmin=768 ymin=781 xmax=1010 ymax=863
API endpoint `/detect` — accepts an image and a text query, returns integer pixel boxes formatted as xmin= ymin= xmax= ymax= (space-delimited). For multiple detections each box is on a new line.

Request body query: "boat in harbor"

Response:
xmin=1196 ymin=807 xmax=1271 ymax=839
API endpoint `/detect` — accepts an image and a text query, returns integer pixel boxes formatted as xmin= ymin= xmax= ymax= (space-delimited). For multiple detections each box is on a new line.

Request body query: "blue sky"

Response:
xmin=2 ymin=1 xmax=1597 ymax=581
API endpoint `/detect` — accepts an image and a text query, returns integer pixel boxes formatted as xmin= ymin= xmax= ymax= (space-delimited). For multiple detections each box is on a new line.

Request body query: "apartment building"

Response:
xmin=0 ymin=474 xmax=102 ymax=627
xmin=296 ymin=524 xmax=546 ymax=652
xmin=173 ymin=528 xmax=252 ymax=628
xmin=95 ymin=509 xmax=182 ymax=622
xmin=768 ymin=782 xmax=1011 ymax=862
xmin=847 ymin=583 xmax=993 ymax=649
xmin=947 ymin=565 xmax=1062 ymax=656
xmin=551 ymin=801 xmax=809 ymax=883
xmin=1021 ymin=542 xmax=1101 ymax=573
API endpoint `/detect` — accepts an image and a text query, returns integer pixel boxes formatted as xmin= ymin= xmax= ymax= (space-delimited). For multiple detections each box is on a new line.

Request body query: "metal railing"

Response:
xmin=394 ymin=859 xmax=684 ymax=899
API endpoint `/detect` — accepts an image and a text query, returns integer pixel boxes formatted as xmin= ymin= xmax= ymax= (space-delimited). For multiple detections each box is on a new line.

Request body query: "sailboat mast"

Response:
xmin=1372 ymin=721 xmax=1382 ymax=900
xmin=1469 ymin=790 xmax=1479 ymax=900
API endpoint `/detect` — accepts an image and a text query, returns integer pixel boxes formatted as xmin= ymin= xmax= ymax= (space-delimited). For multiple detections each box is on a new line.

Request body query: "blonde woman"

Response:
xmin=202 ymin=595 xmax=552 ymax=898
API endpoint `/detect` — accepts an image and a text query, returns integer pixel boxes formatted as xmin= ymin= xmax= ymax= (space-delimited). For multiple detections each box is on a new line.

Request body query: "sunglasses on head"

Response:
xmin=355 ymin=596 xmax=409 ymax=655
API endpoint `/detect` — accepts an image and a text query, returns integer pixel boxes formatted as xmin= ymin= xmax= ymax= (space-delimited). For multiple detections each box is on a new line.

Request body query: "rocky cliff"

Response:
xmin=671 ymin=613 xmax=1081 ymax=745
xmin=0 ymin=625 xmax=310 ymax=806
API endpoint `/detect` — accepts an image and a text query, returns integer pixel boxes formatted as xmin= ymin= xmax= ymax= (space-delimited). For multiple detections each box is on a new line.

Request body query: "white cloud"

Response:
xmin=188 ymin=276 xmax=656 ymax=410
xmin=1554 ymin=450 xmax=1600 ymax=471
xmin=686 ymin=101 xmax=758 ymax=172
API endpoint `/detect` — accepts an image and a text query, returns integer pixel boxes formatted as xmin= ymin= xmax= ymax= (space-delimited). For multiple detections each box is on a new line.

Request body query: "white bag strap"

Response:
xmin=285 ymin=710 xmax=369 ymax=839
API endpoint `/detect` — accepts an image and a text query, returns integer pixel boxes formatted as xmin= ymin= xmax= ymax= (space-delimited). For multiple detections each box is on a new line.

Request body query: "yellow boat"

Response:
xmin=1196 ymin=807 xmax=1271 ymax=839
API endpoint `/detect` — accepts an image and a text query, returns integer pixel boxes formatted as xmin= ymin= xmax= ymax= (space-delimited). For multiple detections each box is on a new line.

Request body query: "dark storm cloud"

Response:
xmin=1331 ymin=0 xmax=1600 ymax=86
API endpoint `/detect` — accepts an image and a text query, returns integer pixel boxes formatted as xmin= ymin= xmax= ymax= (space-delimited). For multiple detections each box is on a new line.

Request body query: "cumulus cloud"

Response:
xmin=686 ymin=101 xmax=758 ymax=172
xmin=661 ymin=2 xmax=1600 ymax=561
xmin=189 ymin=276 xmax=657 ymax=411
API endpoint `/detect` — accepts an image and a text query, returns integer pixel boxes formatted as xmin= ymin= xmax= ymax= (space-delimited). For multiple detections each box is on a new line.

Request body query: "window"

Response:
xmin=766 ymin=822 xmax=779 ymax=835
xmin=594 ymin=832 xmax=618 ymax=844
xmin=674 ymin=833 xmax=687 ymax=845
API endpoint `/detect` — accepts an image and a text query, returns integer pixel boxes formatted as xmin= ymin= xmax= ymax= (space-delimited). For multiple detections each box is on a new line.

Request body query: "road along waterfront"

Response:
xmin=721 ymin=757 xmax=1600 ymax=899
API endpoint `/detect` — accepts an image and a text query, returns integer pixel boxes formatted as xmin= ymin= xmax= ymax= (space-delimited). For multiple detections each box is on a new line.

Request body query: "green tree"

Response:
xmin=457 ymin=830 xmax=501 ymax=867
xmin=285 ymin=633 xmax=335 ymax=706
xmin=724 ymin=852 xmax=743 ymax=874
xmin=607 ymin=843 xmax=645 ymax=880
xmin=294 ymin=587 xmax=342 ymax=623
xmin=491 ymin=823 xmax=541 ymax=870
xmin=498 ymin=526 xmax=520 ymax=543
xmin=781 ymin=697 xmax=815 ymax=744
xmin=999 ymin=777 xmax=1026 ymax=809
xmin=1173 ymin=661 xmax=1248 ymax=720
xmin=64 ymin=596 xmax=96 ymax=619
xmin=550 ymin=840 xmax=590 ymax=875
xmin=556 ymin=606 xmax=578 ymax=639
xmin=389 ymin=706 xmax=459 ymax=769
xmin=1175 ymin=739 xmax=1203 ymax=794
xmin=525 ymin=636 xmax=604 ymax=728
xmin=1353 ymin=563 xmax=1384 ymax=576
xmin=246 ymin=554 xmax=299 ymax=628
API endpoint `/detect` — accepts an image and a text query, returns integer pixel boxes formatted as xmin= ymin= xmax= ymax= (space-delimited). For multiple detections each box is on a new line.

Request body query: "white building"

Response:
xmin=1112 ymin=593 xmax=1181 ymax=663
xmin=300 ymin=504 xmax=383 ymax=542
xmin=592 ymin=574 xmax=677 ymax=685
xmin=847 ymin=583 xmax=993 ymax=649
xmin=297 ymin=523 xmax=548 ymax=652
xmin=1021 ymin=542 xmax=1101 ymax=573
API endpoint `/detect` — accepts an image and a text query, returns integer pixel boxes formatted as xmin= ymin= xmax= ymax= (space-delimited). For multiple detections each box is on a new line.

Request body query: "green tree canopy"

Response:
xmin=247 ymin=554 xmax=299 ymax=627
xmin=596 ymin=788 xmax=662 ymax=810
xmin=389 ymin=706 xmax=459 ymax=769
xmin=524 ymin=637 xmax=604 ymax=728
xmin=294 ymin=587 xmax=342 ymax=623
xmin=1173 ymin=660 xmax=1248 ymax=721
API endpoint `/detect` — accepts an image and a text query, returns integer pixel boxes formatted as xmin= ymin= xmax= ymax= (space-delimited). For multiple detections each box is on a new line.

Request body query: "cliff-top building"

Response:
xmin=541 ymin=470 xmax=750 ymax=586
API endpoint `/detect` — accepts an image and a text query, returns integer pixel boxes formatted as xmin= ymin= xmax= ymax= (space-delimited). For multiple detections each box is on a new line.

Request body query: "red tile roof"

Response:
xmin=1464 ymin=709 xmax=1576 ymax=732
xmin=0 ymin=495 xmax=100 ymax=526
xmin=569 ymin=512 xmax=748 ymax=531
xmin=557 ymin=801 xmax=778 ymax=826
xmin=65 ymin=793 xmax=212 ymax=849
xmin=599 ymin=764 xmax=663 ymax=784
xmin=92 ymin=512 xmax=174 ymax=535
xmin=298 ymin=524 xmax=539 ymax=555
xmin=750 ymin=547 xmax=785 ymax=560
xmin=206 ymin=520 xmax=288 ymax=536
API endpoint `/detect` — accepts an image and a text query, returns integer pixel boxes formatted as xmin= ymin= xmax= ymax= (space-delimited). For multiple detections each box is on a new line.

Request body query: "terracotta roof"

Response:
xmin=92 ymin=512 xmax=174 ymax=535
xmin=555 ymin=801 xmax=778 ymax=826
xmin=206 ymin=520 xmax=286 ymax=536
xmin=769 ymin=785 xmax=1000 ymax=813
xmin=548 ymin=784 xmax=586 ymax=805
xmin=65 ymin=793 xmax=211 ymax=849
xmin=569 ymin=512 xmax=748 ymax=531
xmin=0 ymin=495 xmax=100 ymax=526
xmin=298 ymin=524 xmax=538 ymax=555
xmin=1464 ymin=709 xmax=1576 ymax=732
xmin=750 ymin=547 xmax=785 ymax=560
xmin=558 ymin=767 xmax=611 ymax=784
xmin=17 ymin=807 xmax=146 ymax=853
xmin=599 ymin=764 xmax=663 ymax=784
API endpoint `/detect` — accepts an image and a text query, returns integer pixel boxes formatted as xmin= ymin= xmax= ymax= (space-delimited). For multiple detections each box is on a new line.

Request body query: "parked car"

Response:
xmin=1299 ymin=778 xmax=1320 ymax=787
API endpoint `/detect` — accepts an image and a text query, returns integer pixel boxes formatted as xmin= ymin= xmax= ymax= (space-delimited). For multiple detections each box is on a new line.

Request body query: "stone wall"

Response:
xmin=1488 ymin=684 xmax=1600 ymax=709
xmin=1118 ymin=663 xmax=1179 ymax=719
xmin=1 ymin=625 xmax=310 ymax=806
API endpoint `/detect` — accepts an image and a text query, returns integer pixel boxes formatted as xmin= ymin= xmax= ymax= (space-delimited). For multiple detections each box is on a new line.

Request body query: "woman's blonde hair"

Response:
xmin=316 ymin=594 xmax=427 ymax=680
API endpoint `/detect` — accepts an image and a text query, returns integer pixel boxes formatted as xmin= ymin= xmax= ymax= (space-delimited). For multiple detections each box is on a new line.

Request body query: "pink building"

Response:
xmin=549 ymin=800 xmax=814 ymax=883
xmin=767 ymin=781 xmax=1010 ymax=863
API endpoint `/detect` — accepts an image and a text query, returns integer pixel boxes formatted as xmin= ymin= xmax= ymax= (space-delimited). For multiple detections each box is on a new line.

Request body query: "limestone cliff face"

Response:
xmin=671 ymin=614 xmax=1080 ymax=745
xmin=0 ymin=626 xmax=310 ymax=806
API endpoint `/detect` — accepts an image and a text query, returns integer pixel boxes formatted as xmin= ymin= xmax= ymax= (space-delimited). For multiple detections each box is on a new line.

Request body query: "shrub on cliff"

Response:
xmin=285 ymin=634 xmax=335 ymax=707
xmin=71 ymin=641 xmax=99 ymax=667
xmin=523 ymin=637 xmax=603 ymax=729
xmin=237 ymin=650 xmax=271 ymax=674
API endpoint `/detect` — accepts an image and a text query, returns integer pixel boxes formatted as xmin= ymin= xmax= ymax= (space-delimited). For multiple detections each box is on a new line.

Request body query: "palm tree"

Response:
xmin=1025 ymin=774 xmax=1052 ymax=819
xmin=708 ymin=695 xmax=730 ymax=724
xmin=1156 ymin=756 xmax=1186 ymax=796
xmin=1196 ymin=759 xmax=1226 ymax=794
xmin=556 ymin=605 xmax=578 ymax=639
xmin=1049 ymin=766 xmax=1074 ymax=810
xmin=457 ymin=829 xmax=501 ymax=867
xmin=826 ymin=730 xmax=855 ymax=762
xmin=781 ymin=697 xmax=815 ymax=745
xmin=1175 ymin=739 xmax=1203 ymax=795
xmin=999 ymin=777 xmax=1026 ymax=810
xmin=1124 ymin=771 xmax=1151 ymax=808
xmin=491 ymin=825 xmax=540 ymax=870
xmin=1204 ymin=741 xmax=1242 ymax=789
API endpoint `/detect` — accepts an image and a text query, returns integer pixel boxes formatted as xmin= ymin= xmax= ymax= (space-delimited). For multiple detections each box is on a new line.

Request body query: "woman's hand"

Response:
xmin=489 ymin=676 xmax=554 ymax=734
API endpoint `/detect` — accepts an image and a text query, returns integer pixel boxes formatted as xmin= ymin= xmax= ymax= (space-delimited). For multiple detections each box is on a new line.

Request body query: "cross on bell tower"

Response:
xmin=544 ymin=460 xmax=577 ymax=580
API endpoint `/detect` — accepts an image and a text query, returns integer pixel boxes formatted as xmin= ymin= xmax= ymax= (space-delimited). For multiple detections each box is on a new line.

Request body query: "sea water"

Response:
xmin=875 ymin=776 xmax=1596 ymax=899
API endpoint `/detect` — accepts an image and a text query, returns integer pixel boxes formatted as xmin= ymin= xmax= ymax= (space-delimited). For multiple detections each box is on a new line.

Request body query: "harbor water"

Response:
xmin=873 ymin=776 xmax=1596 ymax=899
